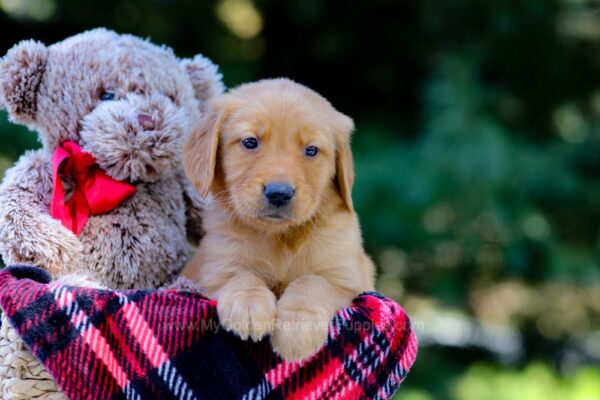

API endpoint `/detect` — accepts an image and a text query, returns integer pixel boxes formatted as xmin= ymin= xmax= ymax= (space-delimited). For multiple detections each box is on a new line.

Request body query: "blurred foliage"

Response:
xmin=398 ymin=363 xmax=600 ymax=400
xmin=1 ymin=0 xmax=600 ymax=399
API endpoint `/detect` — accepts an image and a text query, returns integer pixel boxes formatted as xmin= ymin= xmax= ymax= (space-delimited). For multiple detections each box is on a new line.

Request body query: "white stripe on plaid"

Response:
xmin=51 ymin=287 xmax=143 ymax=400
xmin=345 ymin=329 xmax=390 ymax=379
xmin=241 ymin=377 xmax=273 ymax=400
xmin=374 ymin=363 xmax=406 ymax=400
xmin=116 ymin=293 xmax=198 ymax=400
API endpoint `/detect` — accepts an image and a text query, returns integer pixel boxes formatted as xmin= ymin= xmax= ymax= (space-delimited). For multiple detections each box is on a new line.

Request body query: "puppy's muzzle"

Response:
xmin=264 ymin=182 xmax=295 ymax=208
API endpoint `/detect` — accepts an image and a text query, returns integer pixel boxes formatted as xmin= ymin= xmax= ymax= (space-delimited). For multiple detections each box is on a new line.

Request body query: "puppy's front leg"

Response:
xmin=272 ymin=275 xmax=354 ymax=361
xmin=216 ymin=271 xmax=277 ymax=342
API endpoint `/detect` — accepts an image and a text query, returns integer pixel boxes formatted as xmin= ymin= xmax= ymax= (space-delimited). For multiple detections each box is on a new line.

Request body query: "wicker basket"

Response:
xmin=0 ymin=312 xmax=67 ymax=399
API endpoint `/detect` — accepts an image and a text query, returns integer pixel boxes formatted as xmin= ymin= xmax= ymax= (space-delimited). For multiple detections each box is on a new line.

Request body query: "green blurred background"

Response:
xmin=1 ymin=0 xmax=600 ymax=399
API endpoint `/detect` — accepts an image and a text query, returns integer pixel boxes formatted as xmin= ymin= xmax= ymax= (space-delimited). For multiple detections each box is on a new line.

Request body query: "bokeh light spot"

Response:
xmin=553 ymin=104 xmax=588 ymax=143
xmin=0 ymin=0 xmax=55 ymax=21
xmin=422 ymin=203 xmax=454 ymax=234
xmin=216 ymin=0 xmax=263 ymax=40
xmin=523 ymin=213 xmax=550 ymax=240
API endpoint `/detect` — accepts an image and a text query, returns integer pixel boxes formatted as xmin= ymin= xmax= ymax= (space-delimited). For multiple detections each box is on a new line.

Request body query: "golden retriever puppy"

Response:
xmin=182 ymin=78 xmax=375 ymax=361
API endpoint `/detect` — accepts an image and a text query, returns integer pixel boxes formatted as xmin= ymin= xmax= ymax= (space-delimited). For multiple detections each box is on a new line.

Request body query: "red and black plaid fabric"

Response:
xmin=0 ymin=266 xmax=418 ymax=400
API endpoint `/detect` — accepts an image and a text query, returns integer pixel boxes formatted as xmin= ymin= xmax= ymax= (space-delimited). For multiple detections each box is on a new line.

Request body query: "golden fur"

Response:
xmin=182 ymin=78 xmax=375 ymax=361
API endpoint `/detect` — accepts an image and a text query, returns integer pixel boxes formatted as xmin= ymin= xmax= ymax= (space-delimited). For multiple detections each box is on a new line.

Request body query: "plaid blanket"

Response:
xmin=0 ymin=266 xmax=418 ymax=400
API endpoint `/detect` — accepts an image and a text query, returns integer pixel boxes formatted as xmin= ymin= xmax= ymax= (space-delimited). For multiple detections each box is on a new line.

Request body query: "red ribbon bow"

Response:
xmin=51 ymin=141 xmax=136 ymax=235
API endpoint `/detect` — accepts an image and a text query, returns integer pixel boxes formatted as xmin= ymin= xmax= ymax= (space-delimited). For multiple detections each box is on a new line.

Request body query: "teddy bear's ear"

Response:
xmin=180 ymin=54 xmax=225 ymax=111
xmin=0 ymin=40 xmax=48 ymax=123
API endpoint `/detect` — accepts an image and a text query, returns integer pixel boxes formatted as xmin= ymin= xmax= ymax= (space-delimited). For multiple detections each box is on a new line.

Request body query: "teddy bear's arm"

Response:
xmin=161 ymin=275 xmax=204 ymax=293
xmin=177 ymin=171 xmax=206 ymax=246
xmin=0 ymin=150 xmax=82 ymax=274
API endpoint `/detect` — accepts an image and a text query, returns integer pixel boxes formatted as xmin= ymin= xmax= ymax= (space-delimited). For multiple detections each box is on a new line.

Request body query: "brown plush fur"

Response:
xmin=182 ymin=79 xmax=375 ymax=361
xmin=0 ymin=29 xmax=223 ymax=289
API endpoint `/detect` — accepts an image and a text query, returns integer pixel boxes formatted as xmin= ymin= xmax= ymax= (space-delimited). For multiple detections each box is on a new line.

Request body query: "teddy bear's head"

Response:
xmin=0 ymin=28 xmax=223 ymax=182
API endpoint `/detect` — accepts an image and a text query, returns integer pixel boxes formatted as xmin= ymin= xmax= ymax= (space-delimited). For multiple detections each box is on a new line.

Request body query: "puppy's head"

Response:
xmin=183 ymin=78 xmax=355 ymax=232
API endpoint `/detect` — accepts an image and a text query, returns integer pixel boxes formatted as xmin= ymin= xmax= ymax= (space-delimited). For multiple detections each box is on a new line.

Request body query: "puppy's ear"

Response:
xmin=0 ymin=40 xmax=48 ymax=123
xmin=183 ymin=96 xmax=230 ymax=198
xmin=332 ymin=111 xmax=356 ymax=211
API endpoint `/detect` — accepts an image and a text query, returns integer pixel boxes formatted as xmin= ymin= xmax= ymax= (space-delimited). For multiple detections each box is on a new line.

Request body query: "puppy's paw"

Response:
xmin=272 ymin=305 xmax=330 ymax=362
xmin=217 ymin=288 xmax=277 ymax=342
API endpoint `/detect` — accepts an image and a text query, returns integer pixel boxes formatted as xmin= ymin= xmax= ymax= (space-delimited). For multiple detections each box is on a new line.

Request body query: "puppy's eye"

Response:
xmin=99 ymin=91 xmax=115 ymax=101
xmin=241 ymin=137 xmax=259 ymax=150
xmin=305 ymin=145 xmax=319 ymax=157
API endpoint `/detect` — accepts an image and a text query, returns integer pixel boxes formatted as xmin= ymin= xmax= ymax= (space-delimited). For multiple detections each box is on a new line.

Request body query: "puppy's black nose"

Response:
xmin=264 ymin=182 xmax=295 ymax=207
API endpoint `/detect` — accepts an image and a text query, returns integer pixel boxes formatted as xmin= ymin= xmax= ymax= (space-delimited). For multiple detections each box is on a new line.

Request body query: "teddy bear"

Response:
xmin=0 ymin=28 xmax=223 ymax=399
xmin=0 ymin=28 xmax=224 ymax=290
